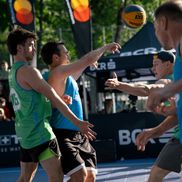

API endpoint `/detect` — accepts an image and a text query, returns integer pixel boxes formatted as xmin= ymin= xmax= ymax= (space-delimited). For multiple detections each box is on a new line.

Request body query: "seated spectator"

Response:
xmin=0 ymin=61 xmax=9 ymax=80
xmin=0 ymin=80 xmax=15 ymax=120
xmin=0 ymin=97 xmax=11 ymax=121
xmin=0 ymin=81 xmax=8 ymax=100
xmin=0 ymin=108 xmax=6 ymax=121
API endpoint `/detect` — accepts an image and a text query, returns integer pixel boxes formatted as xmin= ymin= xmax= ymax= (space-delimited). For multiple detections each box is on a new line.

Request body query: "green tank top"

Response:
xmin=173 ymin=126 xmax=179 ymax=139
xmin=9 ymin=61 xmax=55 ymax=149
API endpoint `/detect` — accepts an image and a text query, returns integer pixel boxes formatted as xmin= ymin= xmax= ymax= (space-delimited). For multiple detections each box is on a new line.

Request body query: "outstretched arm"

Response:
xmin=105 ymin=72 xmax=165 ymax=97
xmin=135 ymin=115 xmax=178 ymax=151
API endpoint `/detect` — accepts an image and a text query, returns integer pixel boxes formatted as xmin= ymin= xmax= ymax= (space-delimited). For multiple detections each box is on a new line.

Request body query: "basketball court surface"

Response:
xmin=0 ymin=159 xmax=180 ymax=182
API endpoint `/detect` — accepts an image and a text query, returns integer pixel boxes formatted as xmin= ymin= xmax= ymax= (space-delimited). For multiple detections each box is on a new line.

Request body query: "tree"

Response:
xmin=91 ymin=0 xmax=166 ymax=48
xmin=0 ymin=0 xmax=166 ymax=65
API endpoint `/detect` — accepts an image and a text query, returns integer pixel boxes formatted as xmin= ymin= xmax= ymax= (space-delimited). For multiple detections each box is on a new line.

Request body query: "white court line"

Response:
xmin=98 ymin=161 xmax=154 ymax=167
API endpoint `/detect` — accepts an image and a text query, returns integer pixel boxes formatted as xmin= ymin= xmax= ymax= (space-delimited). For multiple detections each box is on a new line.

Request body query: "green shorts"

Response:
xmin=38 ymin=147 xmax=55 ymax=161
xmin=20 ymin=139 xmax=61 ymax=162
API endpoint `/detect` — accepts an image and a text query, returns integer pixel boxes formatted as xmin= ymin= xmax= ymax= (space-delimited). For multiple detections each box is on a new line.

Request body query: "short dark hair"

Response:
xmin=153 ymin=50 xmax=175 ymax=63
xmin=0 ymin=97 xmax=6 ymax=104
xmin=41 ymin=41 xmax=64 ymax=65
xmin=155 ymin=0 xmax=182 ymax=21
xmin=7 ymin=28 xmax=37 ymax=55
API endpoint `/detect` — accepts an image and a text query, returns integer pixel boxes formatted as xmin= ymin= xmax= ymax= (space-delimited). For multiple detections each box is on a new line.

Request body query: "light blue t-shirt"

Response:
xmin=48 ymin=75 xmax=83 ymax=131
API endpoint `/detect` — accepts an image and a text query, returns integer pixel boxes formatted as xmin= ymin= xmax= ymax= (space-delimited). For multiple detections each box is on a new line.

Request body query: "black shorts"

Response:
xmin=155 ymin=137 xmax=182 ymax=173
xmin=20 ymin=138 xmax=61 ymax=163
xmin=53 ymin=128 xmax=97 ymax=175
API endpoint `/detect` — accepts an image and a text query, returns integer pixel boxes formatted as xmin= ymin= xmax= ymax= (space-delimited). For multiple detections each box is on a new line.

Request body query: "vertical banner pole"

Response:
xmin=81 ymin=75 xmax=88 ymax=120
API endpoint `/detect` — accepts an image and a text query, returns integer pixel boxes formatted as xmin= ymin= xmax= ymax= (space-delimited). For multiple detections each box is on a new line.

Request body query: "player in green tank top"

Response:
xmin=7 ymin=28 xmax=96 ymax=182
xmin=9 ymin=61 xmax=54 ymax=149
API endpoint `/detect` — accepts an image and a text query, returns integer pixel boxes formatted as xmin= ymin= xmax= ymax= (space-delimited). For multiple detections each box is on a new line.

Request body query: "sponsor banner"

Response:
xmin=64 ymin=0 xmax=91 ymax=57
xmin=118 ymin=128 xmax=173 ymax=145
xmin=118 ymin=47 xmax=163 ymax=57
xmin=7 ymin=0 xmax=35 ymax=31
xmin=0 ymin=122 xmax=20 ymax=167
xmin=0 ymin=112 xmax=169 ymax=166
xmin=89 ymin=112 xmax=167 ymax=160
xmin=0 ymin=134 xmax=20 ymax=154
xmin=86 ymin=54 xmax=154 ymax=73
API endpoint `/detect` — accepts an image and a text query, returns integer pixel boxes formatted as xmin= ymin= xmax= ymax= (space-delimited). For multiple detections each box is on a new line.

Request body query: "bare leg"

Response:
xmin=85 ymin=170 xmax=96 ymax=182
xmin=68 ymin=168 xmax=87 ymax=182
xmin=148 ymin=165 xmax=170 ymax=182
xmin=18 ymin=162 xmax=38 ymax=182
xmin=40 ymin=156 xmax=63 ymax=182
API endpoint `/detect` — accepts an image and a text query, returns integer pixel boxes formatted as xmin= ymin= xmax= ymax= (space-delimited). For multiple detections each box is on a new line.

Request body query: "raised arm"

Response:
xmin=55 ymin=42 xmax=121 ymax=80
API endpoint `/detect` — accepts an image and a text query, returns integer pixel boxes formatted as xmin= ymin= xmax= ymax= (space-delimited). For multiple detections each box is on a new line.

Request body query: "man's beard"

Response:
xmin=26 ymin=55 xmax=34 ymax=62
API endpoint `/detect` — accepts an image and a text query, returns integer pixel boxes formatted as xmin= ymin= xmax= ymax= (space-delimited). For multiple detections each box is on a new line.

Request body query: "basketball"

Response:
xmin=121 ymin=4 xmax=146 ymax=29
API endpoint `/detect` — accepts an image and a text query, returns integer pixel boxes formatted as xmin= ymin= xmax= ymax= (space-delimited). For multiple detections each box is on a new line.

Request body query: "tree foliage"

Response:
xmin=0 ymin=0 xmax=165 ymax=66
xmin=91 ymin=0 xmax=166 ymax=48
